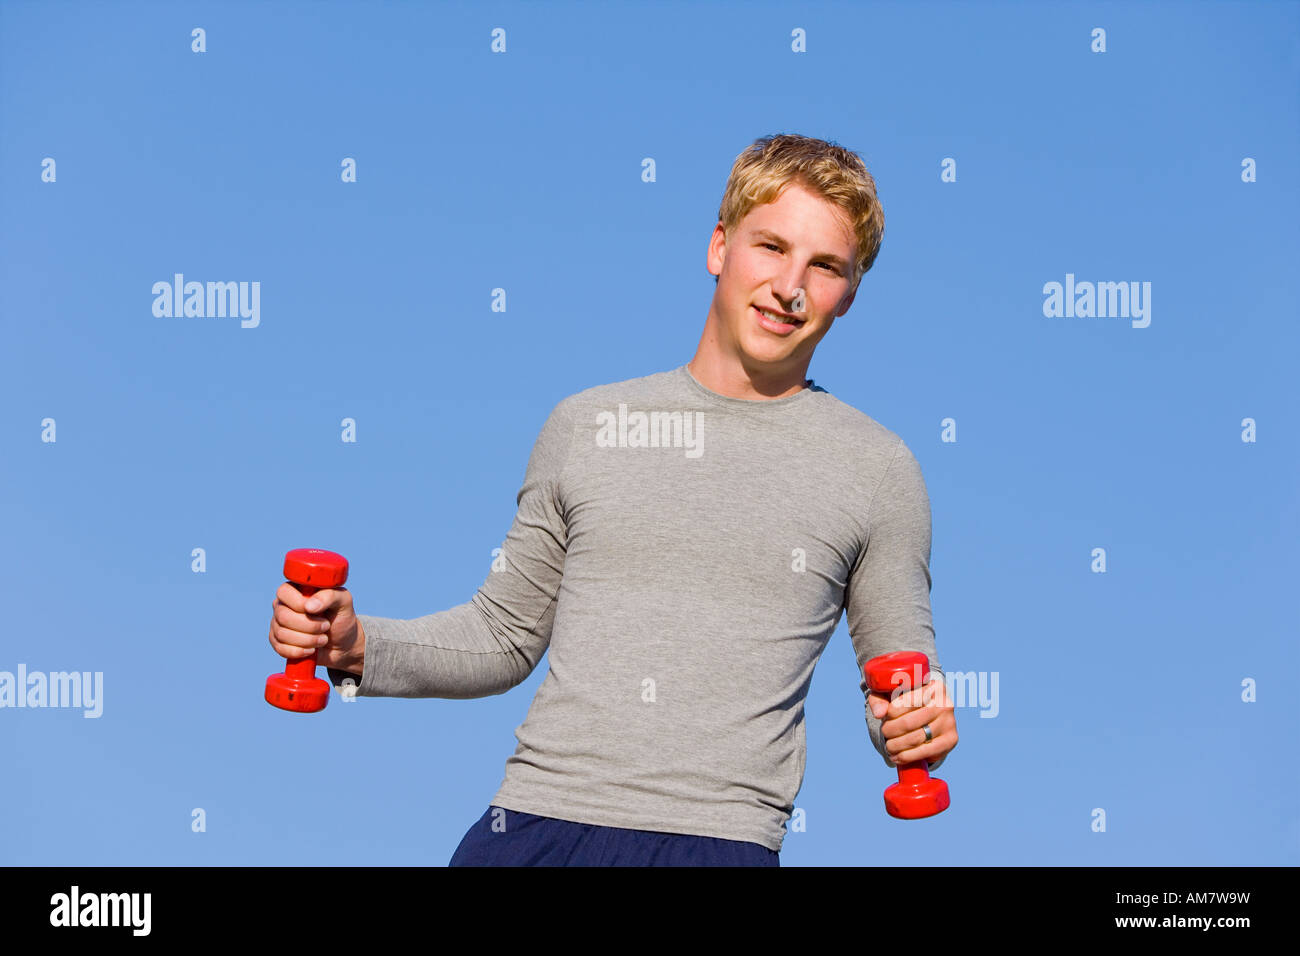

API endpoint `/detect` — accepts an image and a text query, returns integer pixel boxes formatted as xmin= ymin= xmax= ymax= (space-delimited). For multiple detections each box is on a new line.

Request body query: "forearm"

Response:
xmin=324 ymin=596 xmax=548 ymax=699
xmin=323 ymin=619 xmax=366 ymax=683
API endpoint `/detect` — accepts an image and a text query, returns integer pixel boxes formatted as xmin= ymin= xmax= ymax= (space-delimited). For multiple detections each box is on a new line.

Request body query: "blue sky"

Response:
xmin=1 ymin=0 xmax=1297 ymax=866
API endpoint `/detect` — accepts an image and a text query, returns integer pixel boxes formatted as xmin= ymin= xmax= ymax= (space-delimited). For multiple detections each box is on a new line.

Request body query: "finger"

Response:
xmin=892 ymin=730 xmax=956 ymax=767
xmin=273 ymin=600 xmax=331 ymax=641
xmin=884 ymin=688 xmax=931 ymax=720
xmin=276 ymin=582 xmax=347 ymax=612
xmin=270 ymin=612 xmax=330 ymax=663
xmin=269 ymin=622 xmax=322 ymax=659
xmin=276 ymin=581 xmax=313 ymax=613
xmin=874 ymin=688 xmax=910 ymax=718
xmin=308 ymin=586 xmax=351 ymax=612
xmin=301 ymin=588 xmax=335 ymax=613
xmin=889 ymin=717 xmax=957 ymax=765
xmin=882 ymin=703 xmax=947 ymax=738
xmin=916 ymin=678 xmax=951 ymax=709
xmin=886 ymin=679 xmax=951 ymax=719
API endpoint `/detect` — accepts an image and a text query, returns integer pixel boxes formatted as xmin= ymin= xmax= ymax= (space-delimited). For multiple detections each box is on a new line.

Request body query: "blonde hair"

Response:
xmin=716 ymin=133 xmax=885 ymax=288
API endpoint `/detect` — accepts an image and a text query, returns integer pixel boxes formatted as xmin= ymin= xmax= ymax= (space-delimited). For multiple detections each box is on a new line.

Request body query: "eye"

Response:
xmin=762 ymin=243 xmax=838 ymax=274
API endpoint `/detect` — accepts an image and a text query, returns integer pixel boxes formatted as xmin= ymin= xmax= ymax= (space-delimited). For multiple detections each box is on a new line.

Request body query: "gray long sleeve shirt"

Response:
xmin=328 ymin=364 xmax=943 ymax=852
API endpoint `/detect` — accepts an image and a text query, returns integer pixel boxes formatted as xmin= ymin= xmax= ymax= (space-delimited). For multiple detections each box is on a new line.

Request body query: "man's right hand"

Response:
xmin=269 ymin=582 xmax=365 ymax=677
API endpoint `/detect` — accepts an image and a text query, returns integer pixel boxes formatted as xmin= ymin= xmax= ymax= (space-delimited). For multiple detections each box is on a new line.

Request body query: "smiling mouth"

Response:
xmin=754 ymin=305 xmax=805 ymax=331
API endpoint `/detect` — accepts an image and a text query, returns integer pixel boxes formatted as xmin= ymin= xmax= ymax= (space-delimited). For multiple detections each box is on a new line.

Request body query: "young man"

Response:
xmin=268 ymin=133 xmax=958 ymax=866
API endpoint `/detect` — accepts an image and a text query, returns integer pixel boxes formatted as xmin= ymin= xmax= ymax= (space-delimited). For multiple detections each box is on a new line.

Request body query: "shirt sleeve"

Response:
xmin=844 ymin=437 xmax=947 ymax=773
xmin=326 ymin=396 xmax=576 ymax=700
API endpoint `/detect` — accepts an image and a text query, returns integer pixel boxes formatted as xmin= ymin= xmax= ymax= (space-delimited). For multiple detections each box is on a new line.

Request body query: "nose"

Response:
xmin=772 ymin=268 xmax=806 ymax=313
xmin=772 ymin=284 xmax=806 ymax=315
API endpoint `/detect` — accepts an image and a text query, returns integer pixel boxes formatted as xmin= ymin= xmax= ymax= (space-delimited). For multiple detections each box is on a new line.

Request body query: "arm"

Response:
xmin=844 ymin=438 xmax=951 ymax=772
xmin=326 ymin=396 xmax=576 ymax=699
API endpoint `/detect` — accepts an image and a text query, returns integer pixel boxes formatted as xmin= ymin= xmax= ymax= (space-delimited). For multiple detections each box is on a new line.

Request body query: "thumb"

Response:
xmin=303 ymin=590 xmax=334 ymax=613
xmin=867 ymin=694 xmax=887 ymax=719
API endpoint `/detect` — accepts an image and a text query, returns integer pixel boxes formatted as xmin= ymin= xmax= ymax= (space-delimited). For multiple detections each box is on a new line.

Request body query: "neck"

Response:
xmin=686 ymin=352 xmax=810 ymax=400
xmin=687 ymin=313 xmax=812 ymax=400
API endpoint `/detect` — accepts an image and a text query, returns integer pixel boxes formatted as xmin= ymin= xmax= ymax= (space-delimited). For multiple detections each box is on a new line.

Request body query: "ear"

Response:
xmin=706 ymin=222 xmax=727 ymax=279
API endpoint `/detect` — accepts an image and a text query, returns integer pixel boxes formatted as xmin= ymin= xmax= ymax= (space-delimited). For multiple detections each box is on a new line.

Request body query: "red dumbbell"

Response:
xmin=265 ymin=548 xmax=349 ymax=713
xmin=863 ymin=650 xmax=950 ymax=819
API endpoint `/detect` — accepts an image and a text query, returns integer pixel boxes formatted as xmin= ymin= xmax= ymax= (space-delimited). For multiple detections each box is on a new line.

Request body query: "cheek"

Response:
xmin=819 ymin=289 xmax=847 ymax=316
xmin=728 ymin=254 xmax=762 ymax=284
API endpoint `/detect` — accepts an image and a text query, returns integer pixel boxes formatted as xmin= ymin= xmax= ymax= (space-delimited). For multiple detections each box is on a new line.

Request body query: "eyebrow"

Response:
xmin=750 ymin=228 xmax=850 ymax=269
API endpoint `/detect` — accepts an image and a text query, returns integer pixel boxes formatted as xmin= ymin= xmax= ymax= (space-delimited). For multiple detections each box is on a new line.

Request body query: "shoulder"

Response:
xmin=802 ymin=388 xmax=929 ymax=508
xmin=808 ymin=387 xmax=912 ymax=463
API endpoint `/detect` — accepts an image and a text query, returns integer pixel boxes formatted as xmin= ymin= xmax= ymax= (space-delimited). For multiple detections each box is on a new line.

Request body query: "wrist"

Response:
xmin=346 ymin=619 xmax=366 ymax=675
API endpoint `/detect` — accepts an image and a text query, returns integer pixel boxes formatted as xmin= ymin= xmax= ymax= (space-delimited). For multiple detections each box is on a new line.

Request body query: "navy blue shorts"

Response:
xmin=448 ymin=805 xmax=780 ymax=867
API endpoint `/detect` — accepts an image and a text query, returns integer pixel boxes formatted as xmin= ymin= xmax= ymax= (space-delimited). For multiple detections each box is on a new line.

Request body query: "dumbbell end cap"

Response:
xmin=283 ymin=549 xmax=349 ymax=589
xmin=884 ymin=777 xmax=950 ymax=819
xmin=265 ymin=672 xmax=331 ymax=713
xmin=864 ymin=650 xmax=931 ymax=694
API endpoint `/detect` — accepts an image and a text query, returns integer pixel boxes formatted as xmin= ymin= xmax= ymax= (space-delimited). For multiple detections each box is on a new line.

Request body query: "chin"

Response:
xmin=738 ymin=339 xmax=796 ymax=368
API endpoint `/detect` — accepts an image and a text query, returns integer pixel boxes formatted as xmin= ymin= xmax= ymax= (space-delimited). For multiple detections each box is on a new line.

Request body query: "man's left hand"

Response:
xmin=868 ymin=676 xmax=958 ymax=767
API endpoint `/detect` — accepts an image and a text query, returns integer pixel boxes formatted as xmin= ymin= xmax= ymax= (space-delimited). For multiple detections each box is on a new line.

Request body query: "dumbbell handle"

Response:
xmin=283 ymin=581 xmax=325 ymax=681
xmin=895 ymin=758 xmax=936 ymax=786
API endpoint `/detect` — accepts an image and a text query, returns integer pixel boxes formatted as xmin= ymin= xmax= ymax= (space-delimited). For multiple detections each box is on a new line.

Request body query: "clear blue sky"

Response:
xmin=2 ymin=0 xmax=1297 ymax=866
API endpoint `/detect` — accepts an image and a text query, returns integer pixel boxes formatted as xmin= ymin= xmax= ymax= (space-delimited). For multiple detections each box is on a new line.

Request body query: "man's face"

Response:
xmin=707 ymin=180 xmax=859 ymax=374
